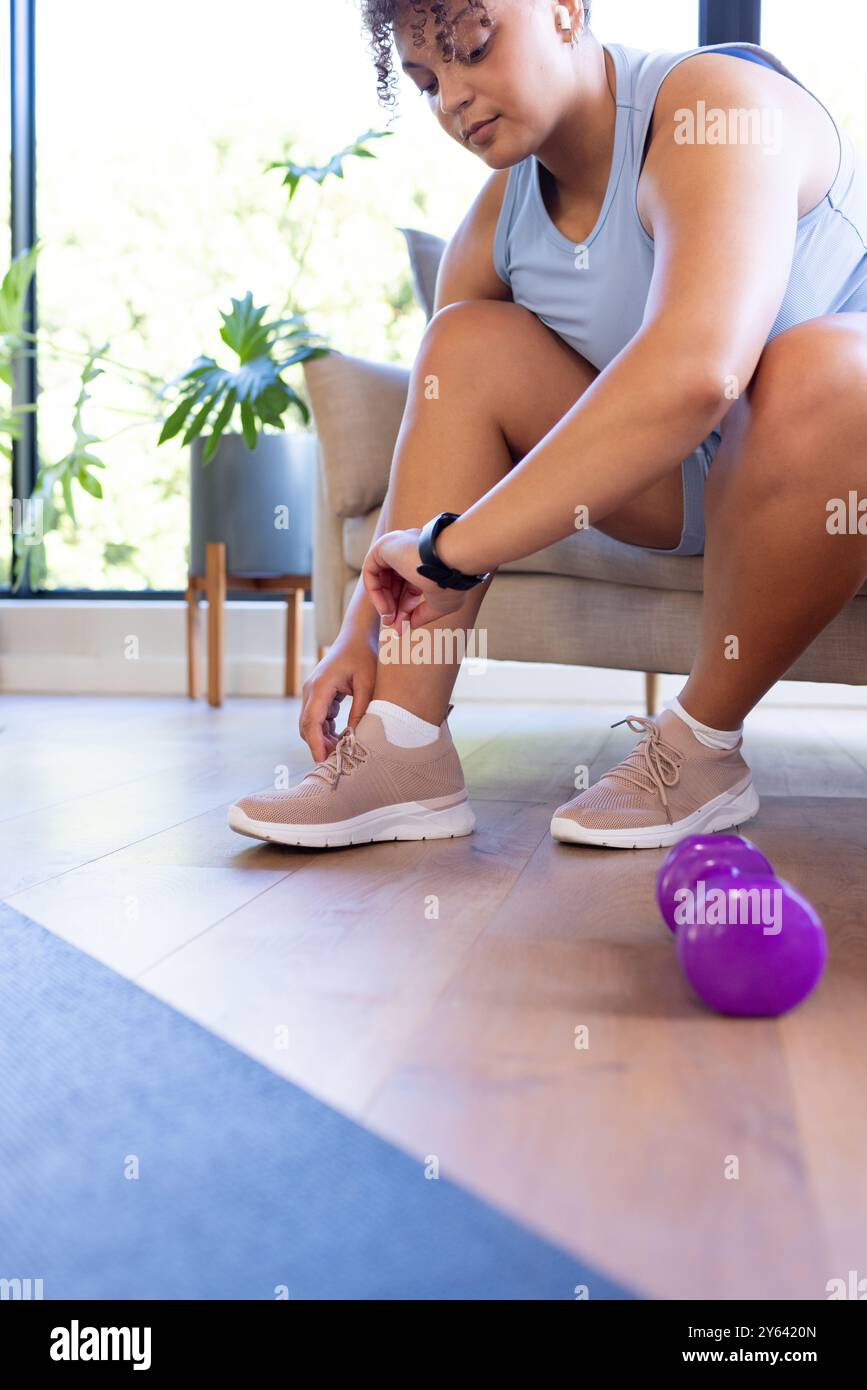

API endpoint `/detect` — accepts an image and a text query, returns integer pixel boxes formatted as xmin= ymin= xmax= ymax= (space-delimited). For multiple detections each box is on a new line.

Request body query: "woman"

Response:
xmin=229 ymin=0 xmax=867 ymax=850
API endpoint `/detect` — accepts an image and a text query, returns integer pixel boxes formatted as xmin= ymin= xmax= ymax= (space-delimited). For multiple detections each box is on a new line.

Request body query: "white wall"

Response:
xmin=1 ymin=600 xmax=866 ymax=708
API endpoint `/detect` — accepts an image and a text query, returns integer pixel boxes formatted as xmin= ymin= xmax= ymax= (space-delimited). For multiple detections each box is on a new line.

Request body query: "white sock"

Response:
xmin=366 ymin=699 xmax=441 ymax=747
xmin=665 ymin=695 xmax=743 ymax=750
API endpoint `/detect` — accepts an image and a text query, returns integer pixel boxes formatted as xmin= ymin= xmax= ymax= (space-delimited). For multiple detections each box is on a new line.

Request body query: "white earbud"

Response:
xmin=555 ymin=5 xmax=578 ymax=43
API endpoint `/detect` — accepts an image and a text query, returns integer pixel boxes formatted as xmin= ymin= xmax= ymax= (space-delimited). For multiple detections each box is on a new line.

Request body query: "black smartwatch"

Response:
xmin=416 ymin=512 xmax=491 ymax=591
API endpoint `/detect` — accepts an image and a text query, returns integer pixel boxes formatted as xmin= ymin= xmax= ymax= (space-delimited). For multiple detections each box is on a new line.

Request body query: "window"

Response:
xmin=593 ymin=0 xmax=700 ymax=50
xmin=16 ymin=0 xmax=488 ymax=592
xmin=761 ymin=1 xmax=867 ymax=149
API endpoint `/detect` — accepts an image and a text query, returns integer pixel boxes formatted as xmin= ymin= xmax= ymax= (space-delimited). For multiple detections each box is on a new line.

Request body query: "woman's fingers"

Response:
xmin=301 ymin=684 xmax=344 ymax=762
xmin=391 ymin=583 xmax=425 ymax=631
xmin=361 ymin=548 xmax=399 ymax=620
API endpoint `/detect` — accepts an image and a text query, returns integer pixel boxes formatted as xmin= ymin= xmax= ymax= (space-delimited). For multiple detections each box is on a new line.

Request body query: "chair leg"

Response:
xmin=185 ymin=585 xmax=201 ymax=699
xmin=206 ymin=542 xmax=227 ymax=708
xmin=645 ymin=672 xmax=660 ymax=718
xmin=284 ymin=587 xmax=304 ymax=697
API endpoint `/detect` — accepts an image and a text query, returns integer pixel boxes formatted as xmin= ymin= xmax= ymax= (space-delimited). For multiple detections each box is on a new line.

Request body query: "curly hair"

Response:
xmin=358 ymin=1 xmax=593 ymax=111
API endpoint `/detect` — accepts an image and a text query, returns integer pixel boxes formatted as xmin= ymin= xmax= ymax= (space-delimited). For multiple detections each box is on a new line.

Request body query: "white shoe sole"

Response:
xmin=228 ymin=796 xmax=476 ymax=849
xmin=550 ymin=778 xmax=760 ymax=850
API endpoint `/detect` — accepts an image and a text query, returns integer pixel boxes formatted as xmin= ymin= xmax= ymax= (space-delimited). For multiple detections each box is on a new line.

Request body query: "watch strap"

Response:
xmin=416 ymin=512 xmax=489 ymax=591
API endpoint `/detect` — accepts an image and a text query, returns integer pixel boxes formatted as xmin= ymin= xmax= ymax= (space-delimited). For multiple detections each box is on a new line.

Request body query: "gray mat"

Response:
xmin=0 ymin=902 xmax=635 ymax=1300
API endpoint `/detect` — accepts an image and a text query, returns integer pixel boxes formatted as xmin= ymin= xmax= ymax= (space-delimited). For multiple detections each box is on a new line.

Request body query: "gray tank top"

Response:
xmin=493 ymin=41 xmax=867 ymax=373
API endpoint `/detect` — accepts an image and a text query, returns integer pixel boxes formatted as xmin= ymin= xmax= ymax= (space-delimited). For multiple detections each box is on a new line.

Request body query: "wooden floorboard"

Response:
xmin=2 ymin=693 xmax=866 ymax=1299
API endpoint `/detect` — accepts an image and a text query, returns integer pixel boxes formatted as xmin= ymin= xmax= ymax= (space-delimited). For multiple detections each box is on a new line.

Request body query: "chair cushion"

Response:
xmin=344 ymin=507 xmax=867 ymax=596
xmin=304 ymin=352 xmax=409 ymax=520
xmin=398 ymin=228 xmax=447 ymax=322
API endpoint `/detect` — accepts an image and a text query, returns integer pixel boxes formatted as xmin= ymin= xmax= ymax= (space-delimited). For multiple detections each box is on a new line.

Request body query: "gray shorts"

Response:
xmin=637 ymin=429 xmax=723 ymax=558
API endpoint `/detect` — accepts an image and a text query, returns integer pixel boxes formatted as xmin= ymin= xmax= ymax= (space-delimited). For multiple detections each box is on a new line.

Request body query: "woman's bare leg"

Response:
xmin=678 ymin=314 xmax=867 ymax=729
xmin=370 ymin=300 xmax=595 ymax=724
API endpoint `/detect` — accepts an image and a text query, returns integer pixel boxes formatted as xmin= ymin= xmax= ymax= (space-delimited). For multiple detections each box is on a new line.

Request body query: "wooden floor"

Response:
xmin=2 ymin=692 xmax=866 ymax=1300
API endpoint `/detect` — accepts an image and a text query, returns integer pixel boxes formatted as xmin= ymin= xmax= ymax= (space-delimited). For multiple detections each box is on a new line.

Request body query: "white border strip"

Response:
xmin=1 ymin=599 xmax=865 ymax=706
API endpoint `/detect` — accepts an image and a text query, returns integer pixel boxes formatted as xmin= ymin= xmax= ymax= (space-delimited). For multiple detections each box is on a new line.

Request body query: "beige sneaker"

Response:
xmin=228 ymin=707 xmax=475 ymax=848
xmin=550 ymin=709 xmax=759 ymax=849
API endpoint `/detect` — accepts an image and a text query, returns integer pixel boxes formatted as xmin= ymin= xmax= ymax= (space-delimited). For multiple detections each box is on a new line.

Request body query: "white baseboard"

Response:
xmin=1 ymin=599 xmax=865 ymax=707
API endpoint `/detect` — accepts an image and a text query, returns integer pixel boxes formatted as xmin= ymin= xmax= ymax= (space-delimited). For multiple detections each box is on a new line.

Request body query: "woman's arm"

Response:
xmin=433 ymin=59 xmax=805 ymax=577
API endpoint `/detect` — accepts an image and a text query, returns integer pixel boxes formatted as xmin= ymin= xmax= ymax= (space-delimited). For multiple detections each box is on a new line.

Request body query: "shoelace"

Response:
xmin=308 ymin=727 xmax=369 ymax=789
xmin=607 ymin=715 xmax=684 ymax=809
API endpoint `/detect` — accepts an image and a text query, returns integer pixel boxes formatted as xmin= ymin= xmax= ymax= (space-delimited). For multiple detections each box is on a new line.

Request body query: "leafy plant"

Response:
xmin=155 ymin=292 xmax=330 ymax=464
xmin=11 ymin=343 xmax=109 ymax=590
xmin=1 ymin=245 xmax=118 ymax=589
xmin=265 ymin=127 xmax=392 ymax=202
xmin=155 ymin=129 xmax=393 ymax=463
xmin=0 ymin=243 xmax=40 ymax=461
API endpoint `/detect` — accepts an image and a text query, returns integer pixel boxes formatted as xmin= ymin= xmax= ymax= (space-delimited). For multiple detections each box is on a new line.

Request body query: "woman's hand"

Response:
xmin=299 ymin=627 xmax=378 ymax=763
xmin=361 ymin=527 xmax=467 ymax=630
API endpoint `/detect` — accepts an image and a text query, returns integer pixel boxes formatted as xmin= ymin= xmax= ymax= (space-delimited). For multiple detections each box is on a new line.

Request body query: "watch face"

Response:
xmin=419 ymin=512 xmax=481 ymax=589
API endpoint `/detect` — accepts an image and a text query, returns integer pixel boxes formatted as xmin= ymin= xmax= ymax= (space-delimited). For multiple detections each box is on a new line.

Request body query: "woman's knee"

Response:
xmin=405 ymin=302 xmax=535 ymax=424
xmin=715 ymin=320 xmax=867 ymax=502
xmin=426 ymin=298 xmax=536 ymax=339
xmin=753 ymin=322 xmax=867 ymax=430
xmin=417 ymin=300 xmax=598 ymax=453
xmin=418 ymin=300 xmax=539 ymax=378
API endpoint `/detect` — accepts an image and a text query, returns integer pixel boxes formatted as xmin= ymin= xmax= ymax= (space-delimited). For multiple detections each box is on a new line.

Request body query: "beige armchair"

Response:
xmin=303 ymin=231 xmax=867 ymax=707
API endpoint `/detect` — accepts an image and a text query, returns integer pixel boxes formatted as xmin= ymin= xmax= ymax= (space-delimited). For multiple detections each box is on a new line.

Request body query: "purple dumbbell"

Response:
xmin=656 ymin=833 xmax=775 ymax=931
xmin=655 ymin=833 xmax=827 ymax=1017
xmin=676 ymin=872 xmax=827 ymax=1017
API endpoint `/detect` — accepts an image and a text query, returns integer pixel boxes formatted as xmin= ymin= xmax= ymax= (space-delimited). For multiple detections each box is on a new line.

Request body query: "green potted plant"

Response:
xmin=156 ymin=129 xmax=392 ymax=579
xmin=158 ymin=290 xmax=329 ymax=576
